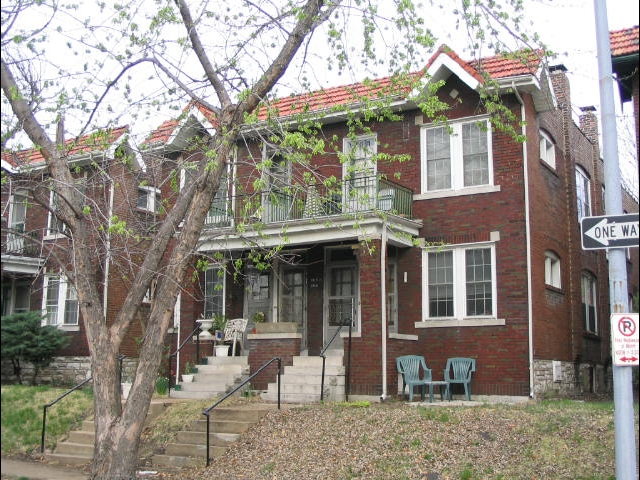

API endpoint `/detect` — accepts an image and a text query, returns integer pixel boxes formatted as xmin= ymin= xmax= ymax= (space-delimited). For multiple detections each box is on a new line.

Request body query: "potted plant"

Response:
xmin=213 ymin=314 xmax=230 ymax=356
xmin=181 ymin=362 xmax=196 ymax=383
xmin=252 ymin=311 xmax=266 ymax=324
xmin=213 ymin=314 xmax=227 ymax=337
xmin=155 ymin=376 xmax=169 ymax=396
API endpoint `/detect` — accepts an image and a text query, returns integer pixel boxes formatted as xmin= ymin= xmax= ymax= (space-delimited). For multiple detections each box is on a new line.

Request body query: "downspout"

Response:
xmin=512 ymin=82 xmax=535 ymax=398
xmin=103 ymin=176 xmax=114 ymax=319
xmin=380 ymin=221 xmax=388 ymax=400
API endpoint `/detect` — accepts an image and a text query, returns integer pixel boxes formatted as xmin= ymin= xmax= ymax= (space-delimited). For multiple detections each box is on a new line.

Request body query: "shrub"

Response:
xmin=1 ymin=312 xmax=70 ymax=385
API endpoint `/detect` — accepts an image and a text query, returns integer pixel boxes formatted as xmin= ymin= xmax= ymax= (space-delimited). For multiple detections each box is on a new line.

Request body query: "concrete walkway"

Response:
xmin=0 ymin=458 xmax=165 ymax=480
xmin=1 ymin=457 xmax=88 ymax=480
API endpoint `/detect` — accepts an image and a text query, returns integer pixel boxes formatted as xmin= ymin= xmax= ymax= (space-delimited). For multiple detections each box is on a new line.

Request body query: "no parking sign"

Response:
xmin=611 ymin=314 xmax=639 ymax=366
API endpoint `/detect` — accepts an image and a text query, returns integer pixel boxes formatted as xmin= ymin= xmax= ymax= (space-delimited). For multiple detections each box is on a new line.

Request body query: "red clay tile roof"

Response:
xmin=610 ymin=26 xmax=639 ymax=57
xmin=146 ymin=46 xmax=545 ymax=143
xmin=3 ymin=126 xmax=129 ymax=168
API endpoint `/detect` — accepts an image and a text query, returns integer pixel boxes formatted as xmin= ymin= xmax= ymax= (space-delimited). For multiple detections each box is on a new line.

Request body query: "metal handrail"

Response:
xmin=40 ymin=355 xmax=125 ymax=453
xmin=167 ymin=324 xmax=204 ymax=395
xmin=319 ymin=319 xmax=352 ymax=402
xmin=202 ymin=357 xmax=281 ymax=467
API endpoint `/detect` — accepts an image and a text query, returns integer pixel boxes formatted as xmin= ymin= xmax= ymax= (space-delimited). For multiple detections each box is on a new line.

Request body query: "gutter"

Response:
xmin=512 ymin=81 xmax=536 ymax=398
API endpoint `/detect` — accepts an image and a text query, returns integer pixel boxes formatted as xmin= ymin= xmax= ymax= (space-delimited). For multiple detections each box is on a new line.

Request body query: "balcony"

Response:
xmin=2 ymin=229 xmax=41 ymax=257
xmin=204 ymin=175 xmax=413 ymax=227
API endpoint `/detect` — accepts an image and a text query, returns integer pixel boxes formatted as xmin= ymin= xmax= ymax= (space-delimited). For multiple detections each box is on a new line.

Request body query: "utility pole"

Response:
xmin=593 ymin=1 xmax=637 ymax=479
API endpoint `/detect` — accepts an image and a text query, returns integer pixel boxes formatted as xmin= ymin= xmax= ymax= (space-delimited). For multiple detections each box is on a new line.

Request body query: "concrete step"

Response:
xmin=164 ymin=443 xmax=227 ymax=458
xmin=152 ymin=454 xmax=203 ymax=468
xmin=282 ymin=366 xmax=345 ymax=377
xmin=53 ymin=442 xmax=94 ymax=456
xmin=151 ymin=403 xmax=276 ymax=469
xmin=66 ymin=430 xmax=94 ymax=444
xmin=196 ymin=364 xmax=247 ymax=375
xmin=169 ymin=389 xmax=223 ymax=400
xmin=292 ymin=355 xmax=343 ymax=368
xmin=45 ymin=453 xmax=91 ymax=466
xmin=176 ymin=430 xmax=239 ymax=446
xmin=192 ymin=372 xmax=240 ymax=384
xmin=280 ymin=372 xmax=343 ymax=384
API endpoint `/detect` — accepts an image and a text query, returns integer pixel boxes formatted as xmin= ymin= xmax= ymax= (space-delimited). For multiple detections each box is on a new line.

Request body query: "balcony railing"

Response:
xmin=2 ymin=229 xmax=41 ymax=257
xmin=204 ymin=175 xmax=413 ymax=227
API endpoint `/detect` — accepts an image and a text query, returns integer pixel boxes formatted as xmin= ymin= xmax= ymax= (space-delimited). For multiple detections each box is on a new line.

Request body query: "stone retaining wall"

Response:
xmin=1 ymin=356 xmax=138 ymax=386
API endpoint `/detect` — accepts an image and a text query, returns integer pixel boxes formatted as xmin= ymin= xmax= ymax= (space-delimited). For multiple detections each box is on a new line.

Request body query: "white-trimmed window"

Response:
xmin=575 ymin=166 xmax=591 ymax=221
xmin=47 ymin=191 xmax=66 ymax=236
xmin=8 ymin=191 xmax=28 ymax=252
xmin=387 ymin=261 xmax=398 ymax=333
xmin=424 ymin=243 xmax=496 ymax=320
xmin=421 ymin=117 xmax=492 ymax=193
xmin=343 ymin=134 xmax=378 ymax=211
xmin=137 ymin=186 xmax=161 ymax=213
xmin=539 ymin=130 xmax=556 ymax=169
xmin=42 ymin=274 xmax=78 ymax=327
xmin=204 ymin=265 xmax=225 ymax=318
xmin=581 ymin=272 xmax=597 ymax=334
xmin=544 ymin=250 xmax=562 ymax=289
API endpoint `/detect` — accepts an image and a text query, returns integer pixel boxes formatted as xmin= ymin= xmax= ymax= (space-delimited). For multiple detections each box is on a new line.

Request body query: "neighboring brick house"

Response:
xmin=611 ymin=25 xmax=639 ymax=162
xmin=2 ymin=44 xmax=638 ymax=398
xmin=0 ymin=126 xmax=167 ymax=376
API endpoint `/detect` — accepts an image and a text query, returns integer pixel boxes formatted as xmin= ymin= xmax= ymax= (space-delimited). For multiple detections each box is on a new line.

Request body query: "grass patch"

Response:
xmin=1 ymin=385 xmax=93 ymax=455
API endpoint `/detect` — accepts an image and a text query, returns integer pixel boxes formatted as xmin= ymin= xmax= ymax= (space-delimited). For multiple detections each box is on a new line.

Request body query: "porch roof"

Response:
xmin=198 ymin=212 xmax=421 ymax=252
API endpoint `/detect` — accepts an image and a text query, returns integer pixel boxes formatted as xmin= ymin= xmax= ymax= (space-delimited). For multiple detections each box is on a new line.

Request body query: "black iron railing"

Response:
xmin=40 ymin=355 xmax=125 ymax=453
xmin=167 ymin=324 xmax=208 ymax=395
xmin=319 ymin=318 xmax=352 ymax=402
xmin=202 ymin=357 xmax=281 ymax=467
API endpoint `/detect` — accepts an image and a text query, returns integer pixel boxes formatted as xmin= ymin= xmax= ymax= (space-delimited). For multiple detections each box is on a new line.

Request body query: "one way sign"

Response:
xmin=581 ymin=213 xmax=639 ymax=250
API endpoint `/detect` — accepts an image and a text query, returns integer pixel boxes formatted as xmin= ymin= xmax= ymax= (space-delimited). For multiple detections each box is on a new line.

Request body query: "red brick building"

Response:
xmin=3 ymin=44 xmax=638 ymax=399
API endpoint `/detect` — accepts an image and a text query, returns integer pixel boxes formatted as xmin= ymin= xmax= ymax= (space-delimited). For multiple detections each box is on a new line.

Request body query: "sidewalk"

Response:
xmin=1 ymin=457 xmax=88 ymax=480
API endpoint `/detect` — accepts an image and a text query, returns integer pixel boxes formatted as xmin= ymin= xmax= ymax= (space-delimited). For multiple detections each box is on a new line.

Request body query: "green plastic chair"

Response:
xmin=444 ymin=357 xmax=476 ymax=400
xmin=396 ymin=355 xmax=432 ymax=401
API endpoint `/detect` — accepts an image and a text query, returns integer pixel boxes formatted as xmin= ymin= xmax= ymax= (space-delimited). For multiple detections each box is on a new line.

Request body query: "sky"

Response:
xmin=4 ymin=0 xmax=638 ymax=193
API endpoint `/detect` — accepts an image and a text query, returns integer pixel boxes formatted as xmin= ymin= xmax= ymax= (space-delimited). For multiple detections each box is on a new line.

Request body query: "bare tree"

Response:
xmin=1 ymin=1 xmax=543 ymax=478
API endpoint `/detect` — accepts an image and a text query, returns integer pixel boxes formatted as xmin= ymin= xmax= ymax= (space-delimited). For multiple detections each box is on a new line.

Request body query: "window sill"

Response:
xmin=59 ymin=325 xmax=80 ymax=332
xmin=414 ymin=184 xmax=500 ymax=201
xmin=415 ymin=317 xmax=505 ymax=328
xmin=389 ymin=332 xmax=418 ymax=341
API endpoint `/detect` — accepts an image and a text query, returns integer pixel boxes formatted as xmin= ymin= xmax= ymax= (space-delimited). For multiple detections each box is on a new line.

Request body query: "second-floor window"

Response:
xmin=47 ymin=191 xmax=66 ymax=236
xmin=424 ymin=243 xmax=496 ymax=320
xmin=539 ymin=130 xmax=556 ymax=169
xmin=8 ymin=192 xmax=28 ymax=252
xmin=421 ymin=117 xmax=492 ymax=193
xmin=42 ymin=274 xmax=78 ymax=326
xmin=544 ymin=250 xmax=562 ymax=289
xmin=137 ymin=186 xmax=161 ymax=213
xmin=575 ymin=166 xmax=591 ymax=221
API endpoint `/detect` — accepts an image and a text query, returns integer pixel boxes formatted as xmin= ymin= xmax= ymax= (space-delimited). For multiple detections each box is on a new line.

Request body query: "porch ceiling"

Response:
xmin=197 ymin=213 xmax=422 ymax=252
xmin=1 ymin=255 xmax=44 ymax=274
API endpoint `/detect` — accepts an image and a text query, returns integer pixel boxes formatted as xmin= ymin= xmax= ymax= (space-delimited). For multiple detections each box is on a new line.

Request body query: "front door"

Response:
xmin=324 ymin=262 xmax=358 ymax=351
xmin=279 ymin=267 xmax=307 ymax=350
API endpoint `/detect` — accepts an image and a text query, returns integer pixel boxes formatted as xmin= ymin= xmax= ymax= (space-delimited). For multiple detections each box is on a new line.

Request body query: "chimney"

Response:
xmin=579 ymin=106 xmax=599 ymax=144
xmin=549 ymin=64 xmax=570 ymax=110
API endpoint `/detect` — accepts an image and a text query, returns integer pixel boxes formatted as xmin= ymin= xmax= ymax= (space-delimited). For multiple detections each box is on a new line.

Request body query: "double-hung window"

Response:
xmin=424 ymin=244 xmax=496 ymax=321
xmin=544 ymin=251 xmax=562 ymax=289
xmin=137 ymin=186 xmax=161 ymax=213
xmin=581 ymin=272 xmax=598 ymax=334
xmin=575 ymin=166 xmax=591 ymax=221
xmin=204 ymin=265 xmax=225 ymax=319
xmin=539 ymin=130 xmax=556 ymax=169
xmin=421 ymin=117 xmax=492 ymax=193
xmin=42 ymin=274 xmax=79 ymax=327
xmin=47 ymin=191 xmax=66 ymax=236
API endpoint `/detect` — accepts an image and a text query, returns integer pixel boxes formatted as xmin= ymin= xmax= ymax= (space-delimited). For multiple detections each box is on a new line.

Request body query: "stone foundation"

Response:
xmin=533 ymin=359 xmax=612 ymax=397
xmin=1 ymin=356 xmax=138 ymax=386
